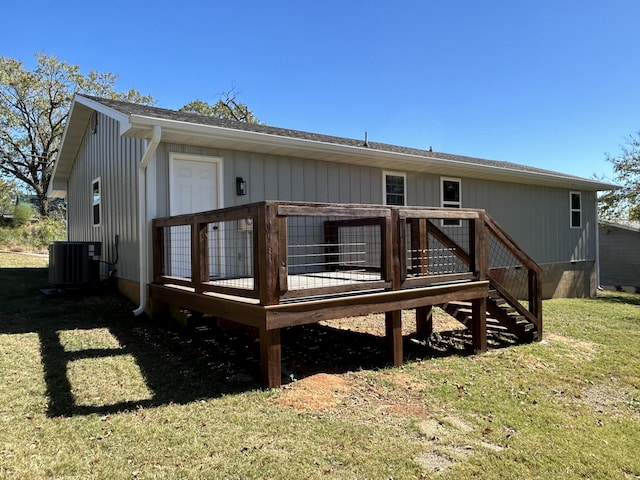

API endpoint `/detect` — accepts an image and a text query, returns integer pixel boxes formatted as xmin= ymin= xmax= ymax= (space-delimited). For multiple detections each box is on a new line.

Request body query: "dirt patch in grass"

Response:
xmin=276 ymin=373 xmax=352 ymax=412
xmin=274 ymin=371 xmax=494 ymax=475
xmin=581 ymin=377 xmax=640 ymax=416
xmin=542 ymin=333 xmax=598 ymax=361
xmin=275 ymin=371 xmax=432 ymax=419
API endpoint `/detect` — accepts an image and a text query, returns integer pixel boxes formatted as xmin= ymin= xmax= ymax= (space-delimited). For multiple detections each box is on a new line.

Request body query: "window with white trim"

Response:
xmin=441 ymin=177 xmax=461 ymax=226
xmin=383 ymin=171 xmax=406 ymax=206
xmin=92 ymin=177 xmax=101 ymax=227
xmin=570 ymin=191 xmax=582 ymax=228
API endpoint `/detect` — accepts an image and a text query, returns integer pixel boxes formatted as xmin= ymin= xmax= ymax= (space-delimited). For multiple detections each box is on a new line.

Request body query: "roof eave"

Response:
xmin=127 ymin=114 xmax=618 ymax=192
xmin=48 ymin=95 xmax=132 ymax=197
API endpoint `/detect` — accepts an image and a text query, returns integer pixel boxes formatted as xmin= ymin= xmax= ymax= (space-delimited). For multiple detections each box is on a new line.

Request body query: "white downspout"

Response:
xmin=133 ymin=125 xmax=161 ymax=316
xmin=595 ymin=198 xmax=602 ymax=292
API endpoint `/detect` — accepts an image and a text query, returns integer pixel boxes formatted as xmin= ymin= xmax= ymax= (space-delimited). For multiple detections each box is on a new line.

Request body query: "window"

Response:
xmin=383 ymin=171 xmax=406 ymax=206
xmin=570 ymin=191 xmax=581 ymax=228
xmin=441 ymin=177 xmax=461 ymax=226
xmin=92 ymin=178 xmax=101 ymax=227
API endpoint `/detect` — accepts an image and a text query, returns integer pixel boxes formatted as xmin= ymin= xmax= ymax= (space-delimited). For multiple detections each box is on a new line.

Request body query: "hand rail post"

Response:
xmin=257 ymin=203 xmax=281 ymax=305
xmin=152 ymin=220 xmax=164 ymax=283
xmin=472 ymin=213 xmax=489 ymax=281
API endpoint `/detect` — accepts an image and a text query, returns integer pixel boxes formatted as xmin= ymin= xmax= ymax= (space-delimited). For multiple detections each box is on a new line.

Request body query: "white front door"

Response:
xmin=169 ymin=154 xmax=223 ymax=279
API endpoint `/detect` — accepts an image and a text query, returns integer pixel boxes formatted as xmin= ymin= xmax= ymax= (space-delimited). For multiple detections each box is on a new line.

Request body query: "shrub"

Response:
xmin=29 ymin=217 xmax=66 ymax=245
xmin=12 ymin=203 xmax=34 ymax=226
xmin=0 ymin=217 xmax=66 ymax=253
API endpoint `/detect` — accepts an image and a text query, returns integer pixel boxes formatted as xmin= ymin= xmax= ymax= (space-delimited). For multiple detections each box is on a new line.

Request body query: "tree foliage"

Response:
xmin=0 ymin=53 xmax=154 ymax=216
xmin=180 ymin=87 xmax=261 ymax=124
xmin=0 ymin=177 xmax=18 ymax=215
xmin=12 ymin=203 xmax=34 ymax=226
xmin=599 ymin=132 xmax=640 ymax=221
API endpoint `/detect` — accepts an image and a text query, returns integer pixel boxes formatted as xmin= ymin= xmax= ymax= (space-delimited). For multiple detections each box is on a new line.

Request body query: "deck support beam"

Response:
xmin=385 ymin=310 xmax=403 ymax=367
xmin=471 ymin=297 xmax=487 ymax=353
xmin=415 ymin=305 xmax=433 ymax=339
xmin=259 ymin=327 xmax=281 ymax=388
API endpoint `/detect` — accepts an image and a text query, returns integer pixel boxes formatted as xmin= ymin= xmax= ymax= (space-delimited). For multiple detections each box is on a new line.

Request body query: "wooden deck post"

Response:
xmin=257 ymin=203 xmax=281 ymax=305
xmin=415 ymin=305 xmax=433 ymax=339
xmin=259 ymin=327 xmax=282 ymax=388
xmin=385 ymin=310 xmax=403 ymax=367
xmin=151 ymin=221 xmax=164 ymax=283
xmin=471 ymin=297 xmax=487 ymax=353
xmin=388 ymin=209 xmax=402 ymax=289
xmin=191 ymin=217 xmax=209 ymax=294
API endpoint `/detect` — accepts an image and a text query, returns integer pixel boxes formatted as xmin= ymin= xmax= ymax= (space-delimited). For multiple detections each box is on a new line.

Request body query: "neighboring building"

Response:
xmin=599 ymin=220 xmax=640 ymax=292
xmin=48 ymin=94 xmax=616 ymax=307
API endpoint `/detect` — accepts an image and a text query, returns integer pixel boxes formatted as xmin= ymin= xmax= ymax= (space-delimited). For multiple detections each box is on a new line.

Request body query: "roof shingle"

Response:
xmin=81 ymin=95 xmax=604 ymax=184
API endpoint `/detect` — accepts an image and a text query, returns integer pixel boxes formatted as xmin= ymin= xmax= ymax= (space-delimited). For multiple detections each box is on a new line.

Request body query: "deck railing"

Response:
xmin=484 ymin=215 xmax=543 ymax=333
xmin=151 ymin=201 xmax=541 ymax=331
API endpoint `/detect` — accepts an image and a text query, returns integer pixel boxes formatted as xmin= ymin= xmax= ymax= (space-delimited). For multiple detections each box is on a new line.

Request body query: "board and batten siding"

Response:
xmin=67 ymin=112 xmax=144 ymax=281
xmin=463 ymin=179 xmax=596 ymax=264
xmin=152 ymin=142 xmax=597 ymax=267
xmin=599 ymin=225 xmax=640 ymax=288
xmin=154 ymin=143 xmax=385 ymax=214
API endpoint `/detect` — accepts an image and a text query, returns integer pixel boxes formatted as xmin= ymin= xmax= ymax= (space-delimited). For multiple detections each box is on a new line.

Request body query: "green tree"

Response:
xmin=0 ymin=177 xmax=17 ymax=215
xmin=0 ymin=53 xmax=154 ymax=216
xmin=600 ymin=132 xmax=640 ymax=221
xmin=180 ymin=87 xmax=261 ymax=124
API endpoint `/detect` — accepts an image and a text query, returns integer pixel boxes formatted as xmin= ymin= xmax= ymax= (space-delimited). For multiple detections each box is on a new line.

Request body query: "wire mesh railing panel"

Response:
xmin=286 ymin=216 xmax=383 ymax=291
xmin=405 ymin=219 xmax=471 ymax=277
xmin=488 ymin=233 xmax=528 ymax=299
xmin=203 ymin=218 xmax=255 ymax=290
xmin=163 ymin=225 xmax=192 ymax=280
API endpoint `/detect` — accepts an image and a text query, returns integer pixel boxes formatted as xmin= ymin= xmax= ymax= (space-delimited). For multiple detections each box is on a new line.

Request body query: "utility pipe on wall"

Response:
xmin=133 ymin=125 xmax=161 ymax=316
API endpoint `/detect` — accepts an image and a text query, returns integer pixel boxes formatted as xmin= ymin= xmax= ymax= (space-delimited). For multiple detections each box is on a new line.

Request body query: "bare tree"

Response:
xmin=180 ymin=87 xmax=261 ymax=124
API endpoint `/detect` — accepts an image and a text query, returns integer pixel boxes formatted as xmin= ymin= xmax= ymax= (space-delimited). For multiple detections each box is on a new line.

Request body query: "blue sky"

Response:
xmin=2 ymin=0 xmax=639 ymax=181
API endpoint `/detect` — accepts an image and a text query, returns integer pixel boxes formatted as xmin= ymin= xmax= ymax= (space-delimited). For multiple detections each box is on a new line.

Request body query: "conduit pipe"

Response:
xmin=133 ymin=125 xmax=161 ymax=316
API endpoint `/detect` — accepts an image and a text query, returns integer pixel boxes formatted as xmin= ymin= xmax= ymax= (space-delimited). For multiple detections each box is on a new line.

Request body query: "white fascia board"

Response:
xmin=600 ymin=220 xmax=640 ymax=233
xmin=50 ymin=95 xmax=133 ymax=195
xmin=74 ymin=95 xmax=132 ymax=133
xmin=126 ymin=114 xmax=618 ymax=192
xmin=48 ymin=98 xmax=88 ymax=193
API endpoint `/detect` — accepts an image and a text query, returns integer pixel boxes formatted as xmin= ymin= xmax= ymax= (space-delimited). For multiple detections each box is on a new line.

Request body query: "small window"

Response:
xmin=570 ymin=191 xmax=581 ymax=228
xmin=92 ymin=178 xmax=101 ymax=227
xmin=383 ymin=171 xmax=406 ymax=206
xmin=441 ymin=177 xmax=461 ymax=226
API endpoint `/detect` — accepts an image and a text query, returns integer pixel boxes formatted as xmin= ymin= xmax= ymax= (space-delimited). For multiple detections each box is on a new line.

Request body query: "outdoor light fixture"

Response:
xmin=236 ymin=177 xmax=247 ymax=196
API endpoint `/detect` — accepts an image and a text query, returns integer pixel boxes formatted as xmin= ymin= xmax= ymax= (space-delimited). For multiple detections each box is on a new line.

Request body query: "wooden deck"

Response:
xmin=150 ymin=201 xmax=542 ymax=387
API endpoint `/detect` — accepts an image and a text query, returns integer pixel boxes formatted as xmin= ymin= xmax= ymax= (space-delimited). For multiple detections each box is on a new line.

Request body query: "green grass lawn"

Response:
xmin=1 ymin=253 xmax=639 ymax=479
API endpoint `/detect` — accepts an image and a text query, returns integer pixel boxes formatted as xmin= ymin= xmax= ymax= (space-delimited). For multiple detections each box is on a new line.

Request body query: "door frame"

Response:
xmin=168 ymin=152 xmax=225 ymax=278
xmin=168 ymin=152 xmax=224 ymax=215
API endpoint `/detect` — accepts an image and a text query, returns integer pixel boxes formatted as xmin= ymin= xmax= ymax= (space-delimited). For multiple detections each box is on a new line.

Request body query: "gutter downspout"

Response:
xmin=595 ymin=199 xmax=602 ymax=292
xmin=133 ymin=125 xmax=161 ymax=316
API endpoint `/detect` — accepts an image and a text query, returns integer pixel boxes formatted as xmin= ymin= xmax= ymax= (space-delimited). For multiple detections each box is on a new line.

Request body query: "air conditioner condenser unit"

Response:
xmin=48 ymin=241 xmax=102 ymax=288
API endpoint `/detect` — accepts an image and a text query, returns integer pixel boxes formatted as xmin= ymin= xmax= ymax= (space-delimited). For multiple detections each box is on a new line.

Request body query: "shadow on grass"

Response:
xmin=593 ymin=291 xmax=640 ymax=307
xmin=1 ymin=267 xmax=519 ymax=418
xmin=0 ymin=267 xmax=261 ymax=417
xmin=280 ymin=322 xmax=519 ymax=381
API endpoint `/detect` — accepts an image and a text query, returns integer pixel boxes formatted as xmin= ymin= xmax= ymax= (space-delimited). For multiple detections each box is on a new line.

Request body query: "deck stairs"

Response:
xmin=433 ymin=212 xmax=543 ymax=342
xmin=440 ymin=289 xmax=537 ymax=341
